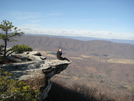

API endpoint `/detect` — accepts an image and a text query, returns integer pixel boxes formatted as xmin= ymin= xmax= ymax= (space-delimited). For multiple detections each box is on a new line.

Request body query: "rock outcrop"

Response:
xmin=0 ymin=60 xmax=70 ymax=80
xmin=7 ymin=51 xmax=46 ymax=62
xmin=23 ymin=51 xmax=46 ymax=61
xmin=0 ymin=53 xmax=71 ymax=100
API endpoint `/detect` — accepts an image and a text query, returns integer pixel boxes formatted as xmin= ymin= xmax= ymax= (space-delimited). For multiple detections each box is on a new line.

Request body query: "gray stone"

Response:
xmin=23 ymin=51 xmax=46 ymax=61
xmin=0 ymin=51 xmax=71 ymax=100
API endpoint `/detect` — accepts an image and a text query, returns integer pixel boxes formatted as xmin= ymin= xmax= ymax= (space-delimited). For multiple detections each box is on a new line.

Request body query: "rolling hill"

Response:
xmin=1 ymin=35 xmax=134 ymax=59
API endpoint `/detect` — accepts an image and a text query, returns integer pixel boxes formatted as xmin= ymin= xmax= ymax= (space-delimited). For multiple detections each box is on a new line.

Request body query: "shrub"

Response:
xmin=12 ymin=44 xmax=33 ymax=53
xmin=0 ymin=68 xmax=40 ymax=101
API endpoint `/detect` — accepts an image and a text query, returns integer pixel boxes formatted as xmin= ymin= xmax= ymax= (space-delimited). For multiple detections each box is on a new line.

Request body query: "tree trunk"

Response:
xmin=3 ymin=30 xmax=7 ymax=58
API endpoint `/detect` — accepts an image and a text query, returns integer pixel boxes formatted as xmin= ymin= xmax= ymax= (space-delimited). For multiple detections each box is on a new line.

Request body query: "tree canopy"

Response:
xmin=0 ymin=20 xmax=24 ymax=58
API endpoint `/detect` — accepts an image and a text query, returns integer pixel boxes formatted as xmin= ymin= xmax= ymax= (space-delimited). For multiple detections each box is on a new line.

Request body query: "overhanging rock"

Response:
xmin=0 ymin=59 xmax=71 ymax=100
xmin=0 ymin=60 xmax=71 ymax=80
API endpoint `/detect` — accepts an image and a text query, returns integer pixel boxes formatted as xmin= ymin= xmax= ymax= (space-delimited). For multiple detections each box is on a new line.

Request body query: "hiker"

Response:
xmin=57 ymin=48 xmax=70 ymax=61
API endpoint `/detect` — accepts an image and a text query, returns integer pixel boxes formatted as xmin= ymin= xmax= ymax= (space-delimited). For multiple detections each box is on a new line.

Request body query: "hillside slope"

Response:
xmin=0 ymin=35 xmax=134 ymax=59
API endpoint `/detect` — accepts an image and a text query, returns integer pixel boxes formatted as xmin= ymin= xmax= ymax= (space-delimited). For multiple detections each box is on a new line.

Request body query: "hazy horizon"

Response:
xmin=25 ymin=33 xmax=134 ymax=45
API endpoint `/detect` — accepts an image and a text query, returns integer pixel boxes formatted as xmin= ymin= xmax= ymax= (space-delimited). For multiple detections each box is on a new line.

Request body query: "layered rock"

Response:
xmin=0 ymin=60 xmax=71 ymax=80
xmin=7 ymin=51 xmax=46 ymax=62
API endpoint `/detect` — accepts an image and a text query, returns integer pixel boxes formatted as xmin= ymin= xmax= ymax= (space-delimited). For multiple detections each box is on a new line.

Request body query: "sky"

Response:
xmin=0 ymin=0 xmax=134 ymax=40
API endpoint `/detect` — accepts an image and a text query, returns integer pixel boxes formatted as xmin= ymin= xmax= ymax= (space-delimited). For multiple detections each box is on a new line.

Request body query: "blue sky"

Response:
xmin=0 ymin=0 xmax=134 ymax=40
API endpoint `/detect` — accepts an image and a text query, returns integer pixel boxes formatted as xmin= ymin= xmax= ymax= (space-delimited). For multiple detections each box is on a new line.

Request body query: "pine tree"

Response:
xmin=0 ymin=20 xmax=24 ymax=58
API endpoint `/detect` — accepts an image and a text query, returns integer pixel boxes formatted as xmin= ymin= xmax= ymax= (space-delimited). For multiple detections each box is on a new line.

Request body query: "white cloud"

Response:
xmin=9 ymin=11 xmax=63 ymax=21
xmin=23 ymin=24 xmax=40 ymax=27
xmin=9 ymin=11 xmax=44 ymax=21
xmin=7 ymin=11 xmax=134 ymax=40
xmin=29 ymin=20 xmax=41 ymax=23
xmin=19 ymin=26 xmax=134 ymax=40
xmin=47 ymin=13 xmax=63 ymax=16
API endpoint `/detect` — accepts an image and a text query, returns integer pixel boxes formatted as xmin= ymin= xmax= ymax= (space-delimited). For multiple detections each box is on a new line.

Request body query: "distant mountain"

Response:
xmin=0 ymin=35 xmax=134 ymax=59
xmin=26 ymin=34 xmax=134 ymax=45
xmin=70 ymin=37 xmax=134 ymax=45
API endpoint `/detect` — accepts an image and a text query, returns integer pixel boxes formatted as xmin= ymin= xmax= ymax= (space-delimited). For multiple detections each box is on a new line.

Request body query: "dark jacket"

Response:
xmin=57 ymin=50 xmax=63 ymax=60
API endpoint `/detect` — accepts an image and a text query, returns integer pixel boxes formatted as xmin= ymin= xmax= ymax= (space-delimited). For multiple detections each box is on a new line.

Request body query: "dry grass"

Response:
xmin=81 ymin=55 xmax=92 ymax=58
xmin=81 ymin=54 xmax=134 ymax=64
xmin=39 ymin=51 xmax=134 ymax=64
xmin=56 ymin=74 xmax=79 ymax=80
xmin=25 ymin=73 xmax=46 ymax=90
xmin=107 ymin=58 xmax=134 ymax=64
xmin=69 ymin=57 xmax=83 ymax=60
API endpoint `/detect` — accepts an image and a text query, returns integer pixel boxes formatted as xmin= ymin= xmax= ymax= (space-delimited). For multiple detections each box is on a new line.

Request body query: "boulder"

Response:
xmin=23 ymin=51 xmax=46 ymax=61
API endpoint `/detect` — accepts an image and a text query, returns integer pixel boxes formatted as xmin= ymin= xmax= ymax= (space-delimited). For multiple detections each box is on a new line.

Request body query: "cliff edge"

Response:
xmin=0 ymin=51 xmax=71 ymax=100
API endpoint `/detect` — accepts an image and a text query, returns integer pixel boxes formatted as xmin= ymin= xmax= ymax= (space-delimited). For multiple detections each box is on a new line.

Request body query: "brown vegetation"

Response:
xmin=1 ymin=35 xmax=134 ymax=59
xmin=2 ymin=35 xmax=134 ymax=101
xmin=25 ymin=75 xmax=133 ymax=101
xmin=50 ymin=79 xmax=133 ymax=101
xmin=26 ymin=74 xmax=46 ymax=90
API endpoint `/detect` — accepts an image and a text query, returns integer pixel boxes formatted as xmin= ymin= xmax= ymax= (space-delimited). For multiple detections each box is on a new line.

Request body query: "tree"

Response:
xmin=0 ymin=20 xmax=24 ymax=58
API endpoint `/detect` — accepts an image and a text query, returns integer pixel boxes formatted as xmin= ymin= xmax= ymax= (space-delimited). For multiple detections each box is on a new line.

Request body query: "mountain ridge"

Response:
xmin=0 ymin=35 xmax=134 ymax=59
xmin=26 ymin=34 xmax=134 ymax=45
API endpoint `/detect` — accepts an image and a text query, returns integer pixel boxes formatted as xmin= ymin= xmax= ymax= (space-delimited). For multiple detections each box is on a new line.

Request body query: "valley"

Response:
xmin=39 ymin=50 xmax=134 ymax=97
xmin=0 ymin=35 xmax=134 ymax=100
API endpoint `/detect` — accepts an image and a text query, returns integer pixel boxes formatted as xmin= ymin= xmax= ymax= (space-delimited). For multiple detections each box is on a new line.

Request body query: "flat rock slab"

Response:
xmin=0 ymin=60 xmax=71 ymax=80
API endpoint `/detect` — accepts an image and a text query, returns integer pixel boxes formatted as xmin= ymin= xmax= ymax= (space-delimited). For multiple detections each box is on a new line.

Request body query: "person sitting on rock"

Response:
xmin=57 ymin=48 xmax=70 ymax=61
